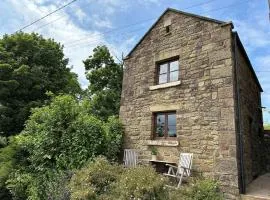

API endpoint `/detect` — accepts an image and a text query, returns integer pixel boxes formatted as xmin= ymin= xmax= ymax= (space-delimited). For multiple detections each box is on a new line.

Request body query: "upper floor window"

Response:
xmin=157 ymin=60 xmax=179 ymax=84
xmin=154 ymin=112 xmax=176 ymax=139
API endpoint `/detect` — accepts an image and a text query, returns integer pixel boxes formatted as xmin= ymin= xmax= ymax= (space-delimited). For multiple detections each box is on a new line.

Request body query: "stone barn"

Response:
xmin=119 ymin=8 xmax=266 ymax=199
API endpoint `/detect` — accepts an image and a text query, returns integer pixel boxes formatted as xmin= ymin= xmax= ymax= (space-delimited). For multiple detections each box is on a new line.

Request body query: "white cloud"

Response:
xmin=92 ymin=14 xmax=113 ymax=29
xmin=88 ymin=0 xmax=129 ymax=15
xmin=73 ymin=6 xmax=87 ymax=23
xmin=233 ymin=20 xmax=270 ymax=53
xmin=0 ymin=0 xmax=110 ymax=89
xmin=138 ymin=0 xmax=162 ymax=6
xmin=255 ymin=55 xmax=270 ymax=69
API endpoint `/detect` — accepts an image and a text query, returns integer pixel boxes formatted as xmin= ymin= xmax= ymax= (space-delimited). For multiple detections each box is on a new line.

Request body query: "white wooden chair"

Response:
xmin=164 ymin=153 xmax=193 ymax=188
xmin=123 ymin=149 xmax=138 ymax=168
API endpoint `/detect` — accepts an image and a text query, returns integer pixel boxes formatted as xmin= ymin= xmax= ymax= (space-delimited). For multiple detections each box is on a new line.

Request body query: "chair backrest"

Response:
xmin=177 ymin=153 xmax=193 ymax=176
xmin=123 ymin=149 xmax=138 ymax=167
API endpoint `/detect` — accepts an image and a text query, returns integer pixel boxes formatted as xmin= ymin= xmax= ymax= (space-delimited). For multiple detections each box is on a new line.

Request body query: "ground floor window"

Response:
xmin=154 ymin=112 xmax=176 ymax=138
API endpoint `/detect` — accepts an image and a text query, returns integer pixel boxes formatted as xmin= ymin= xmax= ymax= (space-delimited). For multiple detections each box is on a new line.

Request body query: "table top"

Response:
xmin=149 ymin=160 xmax=177 ymax=164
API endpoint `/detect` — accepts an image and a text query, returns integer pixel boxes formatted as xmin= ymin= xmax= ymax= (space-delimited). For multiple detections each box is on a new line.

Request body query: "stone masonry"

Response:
xmin=120 ymin=8 xmax=264 ymax=199
xmin=234 ymin=37 xmax=265 ymax=187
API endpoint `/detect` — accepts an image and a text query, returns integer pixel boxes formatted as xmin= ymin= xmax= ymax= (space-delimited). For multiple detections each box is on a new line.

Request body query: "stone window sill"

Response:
xmin=146 ymin=140 xmax=179 ymax=147
xmin=149 ymin=80 xmax=181 ymax=91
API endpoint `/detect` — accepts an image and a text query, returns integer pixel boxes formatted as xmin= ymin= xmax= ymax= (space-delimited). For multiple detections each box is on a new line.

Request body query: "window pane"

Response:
xmin=170 ymin=71 xmax=178 ymax=82
xmin=156 ymin=114 xmax=165 ymax=137
xmin=159 ymin=64 xmax=168 ymax=74
xmin=168 ymin=114 xmax=176 ymax=137
xmin=168 ymin=126 xmax=176 ymax=137
xmin=170 ymin=61 xmax=178 ymax=72
xmin=159 ymin=74 xmax=167 ymax=84
xmin=168 ymin=114 xmax=176 ymax=126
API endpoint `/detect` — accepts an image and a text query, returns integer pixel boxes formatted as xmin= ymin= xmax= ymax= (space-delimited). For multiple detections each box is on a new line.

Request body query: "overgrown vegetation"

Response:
xmin=69 ymin=157 xmax=224 ymax=200
xmin=0 ymin=95 xmax=123 ymax=199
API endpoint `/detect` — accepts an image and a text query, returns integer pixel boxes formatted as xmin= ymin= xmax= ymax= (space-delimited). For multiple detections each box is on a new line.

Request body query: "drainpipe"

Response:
xmin=233 ymin=33 xmax=246 ymax=194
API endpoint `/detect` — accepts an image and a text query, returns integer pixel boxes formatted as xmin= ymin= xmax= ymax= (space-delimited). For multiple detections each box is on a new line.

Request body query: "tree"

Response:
xmin=83 ymin=46 xmax=123 ymax=120
xmin=0 ymin=32 xmax=81 ymax=136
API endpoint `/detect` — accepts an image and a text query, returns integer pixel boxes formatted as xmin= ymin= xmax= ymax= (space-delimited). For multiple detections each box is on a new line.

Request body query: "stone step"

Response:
xmin=241 ymin=195 xmax=270 ymax=200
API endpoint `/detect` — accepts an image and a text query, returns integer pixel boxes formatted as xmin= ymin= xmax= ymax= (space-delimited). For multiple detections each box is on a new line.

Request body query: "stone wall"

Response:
xmin=264 ymin=134 xmax=270 ymax=171
xmin=120 ymin=11 xmax=239 ymax=199
xmin=234 ymin=40 xmax=265 ymax=187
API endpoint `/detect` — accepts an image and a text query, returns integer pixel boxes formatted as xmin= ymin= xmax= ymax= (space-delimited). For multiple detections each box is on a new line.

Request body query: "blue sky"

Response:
xmin=1 ymin=0 xmax=270 ymax=123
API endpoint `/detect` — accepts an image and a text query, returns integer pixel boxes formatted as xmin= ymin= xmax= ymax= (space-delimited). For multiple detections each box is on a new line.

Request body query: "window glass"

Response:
xmin=159 ymin=64 xmax=168 ymax=74
xmin=157 ymin=59 xmax=179 ymax=84
xmin=156 ymin=114 xmax=165 ymax=137
xmin=168 ymin=114 xmax=176 ymax=126
xmin=170 ymin=61 xmax=178 ymax=72
xmin=159 ymin=74 xmax=167 ymax=84
xmin=170 ymin=71 xmax=178 ymax=82
xmin=168 ymin=114 xmax=176 ymax=137
xmin=154 ymin=112 xmax=176 ymax=138
xmin=168 ymin=126 xmax=176 ymax=137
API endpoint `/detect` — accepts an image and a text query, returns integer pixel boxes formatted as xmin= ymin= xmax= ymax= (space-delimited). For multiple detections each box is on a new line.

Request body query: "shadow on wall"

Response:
xmin=264 ymin=130 xmax=270 ymax=172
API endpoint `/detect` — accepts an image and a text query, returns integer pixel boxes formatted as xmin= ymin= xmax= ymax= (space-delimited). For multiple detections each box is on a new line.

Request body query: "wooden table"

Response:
xmin=149 ymin=160 xmax=177 ymax=173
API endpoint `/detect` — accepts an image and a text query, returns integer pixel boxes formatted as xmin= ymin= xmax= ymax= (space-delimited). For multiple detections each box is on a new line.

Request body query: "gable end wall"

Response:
xmin=120 ymin=11 xmax=239 ymax=199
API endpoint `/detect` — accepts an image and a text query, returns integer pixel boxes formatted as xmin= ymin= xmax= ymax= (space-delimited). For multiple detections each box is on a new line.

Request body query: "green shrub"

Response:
xmin=169 ymin=178 xmax=224 ymax=200
xmin=22 ymin=95 xmax=106 ymax=170
xmin=69 ymin=157 xmax=123 ymax=200
xmin=103 ymin=116 xmax=123 ymax=161
xmin=189 ymin=179 xmax=223 ymax=200
xmin=0 ymin=136 xmax=29 ymax=199
xmin=34 ymin=170 xmax=72 ymax=200
xmin=109 ymin=166 xmax=169 ymax=200
xmin=4 ymin=95 xmax=124 ymax=199
xmin=6 ymin=171 xmax=33 ymax=200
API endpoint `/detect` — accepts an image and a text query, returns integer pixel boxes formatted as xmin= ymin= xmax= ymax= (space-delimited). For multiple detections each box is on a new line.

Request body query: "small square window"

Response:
xmin=157 ymin=59 xmax=179 ymax=84
xmin=154 ymin=112 xmax=176 ymax=139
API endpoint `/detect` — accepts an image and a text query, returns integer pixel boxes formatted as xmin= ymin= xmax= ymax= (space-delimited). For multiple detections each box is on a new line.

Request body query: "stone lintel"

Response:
xmin=149 ymin=104 xmax=181 ymax=112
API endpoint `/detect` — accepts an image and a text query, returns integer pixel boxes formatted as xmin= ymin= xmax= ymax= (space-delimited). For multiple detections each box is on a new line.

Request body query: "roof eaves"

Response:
xmin=234 ymin=32 xmax=263 ymax=92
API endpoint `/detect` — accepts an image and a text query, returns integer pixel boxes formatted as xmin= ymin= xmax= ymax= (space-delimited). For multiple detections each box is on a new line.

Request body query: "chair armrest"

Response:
xmin=165 ymin=163 xmax=178 ymax=168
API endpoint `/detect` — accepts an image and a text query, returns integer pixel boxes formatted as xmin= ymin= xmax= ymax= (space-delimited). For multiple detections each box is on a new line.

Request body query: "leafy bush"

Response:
xmin=169 ymin=178 xmax=224 ymax=200
xmin=0 ymin=136 xmax=29 ymax=199
xmin=4 ymin=95 xmax=123 ymax=199
xmin=109 ymin=166 xmax=169 ymax=200
xmin=7 ymin=170 xmax=72 ymax=200
xmin=22 ymin=95 xmax=106 ymax=171
xmin=188 ymin=179 xmax=223 ymax=200
xmin=103 ymin=116 xmax=123 ymax=161
xmin=69 ymin=157 xmax=123 ymax=200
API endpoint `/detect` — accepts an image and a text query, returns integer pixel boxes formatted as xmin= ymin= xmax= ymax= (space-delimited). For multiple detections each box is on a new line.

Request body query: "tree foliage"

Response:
xmin=0 ymin=32 xmax=81 ymax=136
xmin=83 ymin=46 xmax=123 ymax=120
xmin=1 ymin=94 xmax=123 ymax=199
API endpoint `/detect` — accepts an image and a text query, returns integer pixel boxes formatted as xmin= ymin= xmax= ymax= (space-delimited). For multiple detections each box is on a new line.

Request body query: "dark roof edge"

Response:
xmin=124 ymin=8 xmax=230 ymax=60
xmin=233 ymin=32 xmax=263 ymax=92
